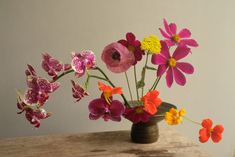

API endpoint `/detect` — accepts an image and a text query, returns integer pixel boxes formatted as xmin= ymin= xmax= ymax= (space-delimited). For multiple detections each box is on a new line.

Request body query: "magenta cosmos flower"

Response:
xmin=152 ymin=41 xmax=194 ymax=88
xmin=159 ymin=19 xmax=198 ymax=47
xmin=124 ymin=106 xmax=151 ymax=124
xmin=88 ymin=95 xmax=125 ymax=122
xmin=71 ymin=50 xmax=96 ymax=77
xmin=118 ymin=32 xmax=144 ymax=65
xmin=41 ymin=53 xmax=71 ymax=79
xmin=71 ymin=80 xmax=89 ymax=102
xmin=102 ymin=42 xmax=135 ymax=73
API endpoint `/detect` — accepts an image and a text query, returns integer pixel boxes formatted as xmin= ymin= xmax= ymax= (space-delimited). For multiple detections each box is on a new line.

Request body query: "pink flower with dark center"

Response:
xmin=71 ymin=80 xmax=89 ymax=102
xmin=118 ymin=32 xmax=144 ymax=65
xmin=124 ymin=106 xmax=151 ymax=124
xmin=71 ymin=51 xmax=96 ymax=77
xmin=102 ymin=42 xmax=135 ymax=73
xmin=159 ymin=19 xmax=198 ymax=47
xmin=151 ymin=41 xmax=194 ymax=88
xmin=88 ymin=94 xmax=125 ymax=122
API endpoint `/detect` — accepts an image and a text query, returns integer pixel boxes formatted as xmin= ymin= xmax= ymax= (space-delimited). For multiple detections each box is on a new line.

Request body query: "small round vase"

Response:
xmin=130 ymin=102 xmax=176 ymax=144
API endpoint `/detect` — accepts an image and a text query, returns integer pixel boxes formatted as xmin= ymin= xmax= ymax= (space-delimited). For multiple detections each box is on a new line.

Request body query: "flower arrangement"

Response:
xmin=16 ymin=19 xmax=224 ymax=144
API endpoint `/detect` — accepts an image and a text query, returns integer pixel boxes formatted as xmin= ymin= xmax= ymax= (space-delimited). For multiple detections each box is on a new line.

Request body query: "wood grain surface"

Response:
xmin=0 ymin=128 xmax=211 ymax=157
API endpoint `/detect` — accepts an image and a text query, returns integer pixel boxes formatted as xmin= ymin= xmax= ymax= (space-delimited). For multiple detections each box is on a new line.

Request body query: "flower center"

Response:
xmin=111 ymin=51 xmax=120 ymax=61
xmin=168 ymin=58 xmax=177 ymax=67
xmin=135 ymin=107 xmax=144 ymax=114
xmin=128 ymin=45 xmax=135 ymax=53
xmin=172 ymin=34 xmax=180 ymax=43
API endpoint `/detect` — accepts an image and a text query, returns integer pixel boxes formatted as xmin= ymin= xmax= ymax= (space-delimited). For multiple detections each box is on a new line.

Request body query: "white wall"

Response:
xmin=0 ymin=0 xmax=234 ymax=156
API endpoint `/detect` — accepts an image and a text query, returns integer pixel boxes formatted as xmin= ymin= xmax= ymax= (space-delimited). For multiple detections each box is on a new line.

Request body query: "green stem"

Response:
xmin=89 ymin=75 xmax=107 ymax=82
xmin=146 ymin=66 xmax=157 ymax=71
xmin=141 ymin=53 xmax=149 ymax=97
xmin=125 ymin=72 xmax=133 ymax=101
xmin=134 ymin=66 xmax=139 ymax=100
xmin=153 ymin=76 xmax=162 ymax=90
xmin=183 ymin=116 xmax=201 ymax=126
xmin=51 ymin=69 xmax=74 ymax=82
xmin=149 ymin=77 xmax=159 ymax=91
xmin=93 ymin=67 xmax=130 ymax=107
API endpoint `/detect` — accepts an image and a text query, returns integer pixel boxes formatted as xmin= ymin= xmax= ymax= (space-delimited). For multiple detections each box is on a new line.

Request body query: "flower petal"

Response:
xmin=159 ymin=28 xmax=170 ymax=38
xmin=199 ymin=128 xmax=210 ymax=143
xmin=173 ymin=68 xmax=186 ymax=86
xmin=180 ymin=39 xmax=198 ymax=47
xmin=88 ymin=98 xmax=106 ymax=115
xmin=213 ymin=125 xmax=224 ymax=134
xmin=201 ymin=119 xmax=213 ymax=129
xmin=157 ymin=64 xmax=168 ymax=77
xmin=172 ymin=46 xmax=191 ymax=61
xmin=151 ymin=54 xmax=167 ymax=65
xmin=169 ymin=23 xmax=177 ymax=34
xmin=164 ymin=40 xmax=175 ymax=47
xmin=166 ymin=68 xmax=173 ymax=88
xmin=211 ymin=133 xmax=222 ymax=143
xmin=118 ymin=39 xmax=128 ymax=47
xmin=163 ymin=18 xmax=172 ymax=35
xmin=160 ymin=41 xmax=170 ymax=58
xmin=126 ymin=32 xmax=135 ymax=42
xmin=178 ymin=29 xmax=191 ymax=38
xmin=176 ymin=62 xmax=194 ymax=74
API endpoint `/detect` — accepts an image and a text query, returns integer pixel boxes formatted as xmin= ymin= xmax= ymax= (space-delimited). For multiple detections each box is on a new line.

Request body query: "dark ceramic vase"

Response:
xmin=130 ymin=102 xmax=176 ymax=144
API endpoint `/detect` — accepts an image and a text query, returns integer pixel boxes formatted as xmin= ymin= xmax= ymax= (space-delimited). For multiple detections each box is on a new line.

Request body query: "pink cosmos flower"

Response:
xmin=88 ymin=94 xmax=125 ymax=122
xmin=151 ymin=41 xmax=194 ymax=88
xmin=41 ymin=53 xmax=71 ymax=79
xmin=118 ymin=32 xmax=144 ymax=65
xmin=25 ymin=65 xmax=60 ymax=105
xmin=102 ymin=42 xmax=135 ymax=73
xmin=71 ymin=50 xmax=96 ymax=77
xmin=159 ymin=19 xmax=198 ymax=47
xmin=124 ymin=106 xmax=151 ymax=124
xmin=71 ymin=80 xmax=89 ymax=102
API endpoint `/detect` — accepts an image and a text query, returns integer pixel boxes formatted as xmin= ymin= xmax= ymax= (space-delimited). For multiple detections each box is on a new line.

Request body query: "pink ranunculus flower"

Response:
xmin=88 ymin=94 xmax=125 ymax=122
xmin=102 ymin=42 xmax=135 ymax=73
xmin=118 ymin=32 xmax=144 ymax=65
xmin=124 ymin=106 xmax=151 ymax=124
xmin=159 ymin=19 xmax=198 ymax=47
xmin=25 ymin=65 xmax=60 ymax=106
xmin=71 ymin=50 xmax=96 ymax=77
xmin=71 ymin=80 xmax=89 ymax=102
xmin=151 ymin=41 xmax=194 ymax=88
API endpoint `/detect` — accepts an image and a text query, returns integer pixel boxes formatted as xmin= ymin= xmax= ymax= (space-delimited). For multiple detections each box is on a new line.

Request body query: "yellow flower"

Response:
xmin=141 ymin=35 xmax=161 ymax=54
xmin=165 ymin=108 xmax=186 ymax=125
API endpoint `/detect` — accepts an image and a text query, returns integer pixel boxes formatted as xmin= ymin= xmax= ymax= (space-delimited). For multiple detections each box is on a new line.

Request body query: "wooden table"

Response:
xmin=0 ymin=128 xmax=210 ymax=157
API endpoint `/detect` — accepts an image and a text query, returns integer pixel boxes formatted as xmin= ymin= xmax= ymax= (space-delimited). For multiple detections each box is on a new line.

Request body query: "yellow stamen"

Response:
xmin=135 ymin=107 xmax=144 ymax=114
xmin=172 ymin=34 xmax=180 ymax=42
xmin=104 ymin=92 xmax=111 ymax=104
xmin=168 ymin=58 xmax=177 ymax=67
xmin=128 ymin=45 xmax=135 ymax=53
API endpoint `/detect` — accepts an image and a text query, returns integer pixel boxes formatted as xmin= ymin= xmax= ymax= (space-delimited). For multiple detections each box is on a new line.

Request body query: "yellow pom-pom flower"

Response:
xmin=165 ymin=108 xmax=186 ymax=125
xmin=141 ymin=35 xmax=161 ymax=54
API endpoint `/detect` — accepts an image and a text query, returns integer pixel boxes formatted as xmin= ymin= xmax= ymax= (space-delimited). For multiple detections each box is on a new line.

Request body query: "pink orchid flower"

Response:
xmin=159 ymin=19 xmax=198 ymax=47
xmin=151 ymin=41 xmax=194 ymax=88
xmin=71 ymin=80 xmax=89 ymax=102
xmin=124 ymin=106 xmax=151 ymax=124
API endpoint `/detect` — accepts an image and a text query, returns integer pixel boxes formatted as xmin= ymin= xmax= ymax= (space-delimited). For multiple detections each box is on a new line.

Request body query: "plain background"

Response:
xmin=0 ymin=0 xmax=234 ymax=156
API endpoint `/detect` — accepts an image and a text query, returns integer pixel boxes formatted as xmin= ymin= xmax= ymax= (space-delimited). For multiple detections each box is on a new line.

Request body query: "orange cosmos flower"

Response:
xmin=141 ymin=90 xmax=162 ymax=115
xmin=98 ymin=82 xmax=122 ymax=104
xmin=199 ymin=119 xmax=224 ymax=143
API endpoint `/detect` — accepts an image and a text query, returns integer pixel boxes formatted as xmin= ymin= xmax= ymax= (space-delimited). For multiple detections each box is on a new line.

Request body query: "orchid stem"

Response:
xmin=183 ymin=116 xmax=201 ymax=126
xmin=153 ymin=76 xmax=161 ymax=90
xmin=149 ymin=77 xmax=159 ymax=91
xmin=51 ymin=69 xmax=74 ymax=82
xmin=141 ymin=53 xmax=149 ymax=97
xmin=93 ymin=67 xmax=130 ymax=107
xmin=125 ymin=72 xmax=133 ymax=101
xmin=134 ymin=66 xmax=139 ymax=100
